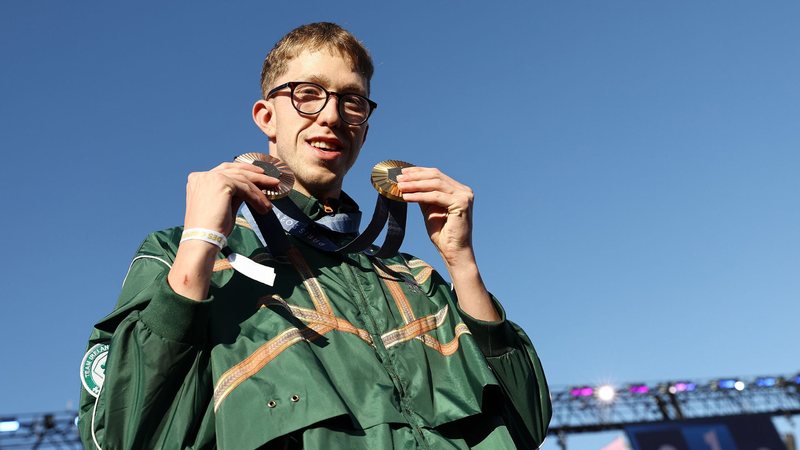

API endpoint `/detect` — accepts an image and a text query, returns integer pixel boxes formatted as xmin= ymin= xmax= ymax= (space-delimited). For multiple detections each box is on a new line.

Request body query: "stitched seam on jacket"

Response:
xmin=212 ymin=323 xmax=328 ymax=411
xmin=373 ymin=264 xmax=416 ymax=324
xmin=260 ymin=296 xmax=373 ymax=345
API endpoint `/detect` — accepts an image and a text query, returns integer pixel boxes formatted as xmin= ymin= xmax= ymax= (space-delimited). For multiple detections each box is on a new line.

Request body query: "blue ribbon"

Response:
xmin=241 ymin=199 xmax=361 ymax=252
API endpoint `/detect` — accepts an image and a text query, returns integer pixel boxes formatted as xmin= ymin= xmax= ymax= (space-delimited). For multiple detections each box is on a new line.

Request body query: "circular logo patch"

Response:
xmin=81 ymin=343 xmax=109 ymax=398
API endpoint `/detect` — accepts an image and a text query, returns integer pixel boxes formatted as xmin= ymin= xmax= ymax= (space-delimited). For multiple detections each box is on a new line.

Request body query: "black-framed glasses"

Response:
xmin=266 ymin=81 xmax=377 ymax=126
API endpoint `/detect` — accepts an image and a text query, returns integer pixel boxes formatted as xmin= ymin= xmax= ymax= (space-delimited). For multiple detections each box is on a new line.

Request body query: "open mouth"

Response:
xmin=306 ymin=138 xmax=345 ymax=161
xmin=308 ymin=140 xmax=341 ymax=152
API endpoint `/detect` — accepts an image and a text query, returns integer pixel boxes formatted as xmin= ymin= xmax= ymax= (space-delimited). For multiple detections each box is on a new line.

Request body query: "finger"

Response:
xmin=213 ymin=162 xmax=282 ymax=187
xmin=397 ymin=177 xmax=454 ymax=195
xmin=225 ymin=176 xmax=273 ymax=213
xmin=398 ymin=166 xmax=443 ymax=180
xmin=404 ymin=189 xmax=472 ymax=211
xmin=217 ymin=166 xmax=281 ymax=191
xmin=398 ymin=166 xmax=437 ymax=175
xmin=236 ymin=171 xmax=282 ymax=189
xmin=398 ymin=167 xmax=468 ymax=194
xmin=398 ymin=166 xmax=459 ymax=182
xmin=401 ymin=190 xmax=452 ymax=207
xmin=212 ymin=161 xmax=266 ymax=173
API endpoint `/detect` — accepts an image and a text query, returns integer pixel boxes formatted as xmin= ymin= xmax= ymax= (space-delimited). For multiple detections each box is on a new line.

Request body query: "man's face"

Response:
xmin=255 ymin=49 xmax=370 ymax=200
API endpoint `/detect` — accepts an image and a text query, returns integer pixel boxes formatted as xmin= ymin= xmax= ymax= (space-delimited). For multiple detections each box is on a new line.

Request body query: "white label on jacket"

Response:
xmin=227 ymin=252 xmax=276 ymax=286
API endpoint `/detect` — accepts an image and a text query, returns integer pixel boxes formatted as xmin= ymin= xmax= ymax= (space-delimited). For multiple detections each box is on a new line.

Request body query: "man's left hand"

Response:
xmin=396 ymin=166 xmax=475 ymax=267
xmin=397 ymin=166 xmax=499 ymax=321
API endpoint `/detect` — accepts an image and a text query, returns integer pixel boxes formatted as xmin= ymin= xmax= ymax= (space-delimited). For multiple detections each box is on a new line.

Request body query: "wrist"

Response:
xmin=443 ymin=253 xmax=500 ymax=322
xmin=177 ymin=238 xmax=223 ymax=258
xmin=441 ymin=246 xmax=478 ymax=272
xmin=168 ymin=240 xmax=219 ymax=301
xmin=181 ymin=227 xmax=228 ymax=249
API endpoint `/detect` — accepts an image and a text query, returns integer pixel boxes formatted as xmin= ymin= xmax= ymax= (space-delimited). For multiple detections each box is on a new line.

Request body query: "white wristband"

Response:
xmin=180 ymin=228 xmax=228 ymax=250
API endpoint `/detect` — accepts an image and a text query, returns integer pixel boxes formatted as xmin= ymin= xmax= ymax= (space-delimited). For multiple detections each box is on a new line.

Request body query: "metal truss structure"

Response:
xmin=0 ymin=411 xmax=81 ymax=449
xmin=549 ymin=373 xmax=800 ymax=434
xmin=2 ymin=373 xmax=798 ymax=448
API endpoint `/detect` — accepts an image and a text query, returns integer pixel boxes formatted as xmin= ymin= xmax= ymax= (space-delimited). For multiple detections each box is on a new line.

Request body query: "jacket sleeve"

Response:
xmin=78 ymin=230 xmax=216 ymax=450
xmin=458 ymin=300 xmax=552 ymax=448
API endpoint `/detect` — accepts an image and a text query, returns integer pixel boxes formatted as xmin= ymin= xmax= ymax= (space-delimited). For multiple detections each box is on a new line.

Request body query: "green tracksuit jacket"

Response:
xmin=78 ymin=193 xmax=551 ymax=449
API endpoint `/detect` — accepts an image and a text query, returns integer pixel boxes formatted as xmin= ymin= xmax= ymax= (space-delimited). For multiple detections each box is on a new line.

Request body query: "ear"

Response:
xmin=252 ymin=100 xmax=276 ymax=140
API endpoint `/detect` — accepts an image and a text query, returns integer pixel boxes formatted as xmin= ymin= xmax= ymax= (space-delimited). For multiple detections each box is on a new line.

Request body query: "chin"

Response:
xmin=298 ymin=176 xmax=342 ymax=197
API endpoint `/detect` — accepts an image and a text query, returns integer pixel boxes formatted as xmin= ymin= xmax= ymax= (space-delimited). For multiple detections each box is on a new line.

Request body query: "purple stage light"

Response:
xmin=628 ymin=384 xmax=649 ymax=394
xmin=669 ymin=382 xmax=697 ymax=393
xmin=570 ymin=386 xmax=595 ymax=397
xmin=569 ymin=386 xmax=594 ymax=397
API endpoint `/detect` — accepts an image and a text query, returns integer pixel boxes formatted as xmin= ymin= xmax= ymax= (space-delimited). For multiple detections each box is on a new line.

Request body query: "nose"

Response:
xmin=316 ymin=94 xmax=341 ymax=127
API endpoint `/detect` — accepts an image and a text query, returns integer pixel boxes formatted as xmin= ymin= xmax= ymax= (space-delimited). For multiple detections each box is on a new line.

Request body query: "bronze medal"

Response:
xmin=234 ymin=152 xmax=295 ymax=200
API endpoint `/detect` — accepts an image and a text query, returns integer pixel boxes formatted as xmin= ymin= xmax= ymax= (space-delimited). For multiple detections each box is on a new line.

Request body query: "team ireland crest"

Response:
xmin=81 ymin=343 xmax=109 ymax=398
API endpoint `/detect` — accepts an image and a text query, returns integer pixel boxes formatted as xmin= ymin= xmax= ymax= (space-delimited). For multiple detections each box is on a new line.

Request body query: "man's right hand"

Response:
xmin=168 ymin=162 xmax=280 ymax=301
xmin=184 ymin=162 xmax=278 ymax=235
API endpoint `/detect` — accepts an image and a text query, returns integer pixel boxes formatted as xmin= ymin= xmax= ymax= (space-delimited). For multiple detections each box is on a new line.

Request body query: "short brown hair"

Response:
xmin=260 ymin=22 xmax=374 ymax=98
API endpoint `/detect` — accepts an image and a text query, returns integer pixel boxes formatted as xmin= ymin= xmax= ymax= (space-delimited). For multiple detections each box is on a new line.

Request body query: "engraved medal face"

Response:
xmin=234 ymin=152 xmax=295 ymax=199
xmin=371 ymin=160 xmax=414 ymax=201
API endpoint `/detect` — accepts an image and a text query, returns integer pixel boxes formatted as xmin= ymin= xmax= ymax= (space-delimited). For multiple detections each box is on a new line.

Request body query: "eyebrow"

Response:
xmin=305 ymin=74 xmax=367 ymax=96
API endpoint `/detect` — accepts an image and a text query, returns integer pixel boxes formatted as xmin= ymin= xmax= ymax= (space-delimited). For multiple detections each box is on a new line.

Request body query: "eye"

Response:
xmin=294 ymin=84 xmax=325 ymax=101
xmin=341 ymin=95 xmax=368 ymax=114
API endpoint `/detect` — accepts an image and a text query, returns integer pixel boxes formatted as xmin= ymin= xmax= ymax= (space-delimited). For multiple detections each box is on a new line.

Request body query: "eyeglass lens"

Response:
xmin=292 ymin=83 xmax=371 ymax=124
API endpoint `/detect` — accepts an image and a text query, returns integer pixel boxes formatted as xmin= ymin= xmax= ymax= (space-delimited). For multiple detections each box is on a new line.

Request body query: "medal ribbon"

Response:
xmin=243 ymin=195 xmax=407 ymax=259
xmin=224 ymin=156 xmax=411 ymax=288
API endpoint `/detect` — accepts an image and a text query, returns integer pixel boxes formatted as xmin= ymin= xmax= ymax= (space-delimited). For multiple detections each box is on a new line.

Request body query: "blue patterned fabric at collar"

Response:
xmin=240 ymin=201 xmax=361 ymax=249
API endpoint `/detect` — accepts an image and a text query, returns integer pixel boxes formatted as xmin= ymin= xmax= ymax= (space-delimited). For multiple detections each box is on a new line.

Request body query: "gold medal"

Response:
xmin=371 ymin=160 xmax=414 ymax=202
xmin=234 ymin=152 xmax=295 ymax=199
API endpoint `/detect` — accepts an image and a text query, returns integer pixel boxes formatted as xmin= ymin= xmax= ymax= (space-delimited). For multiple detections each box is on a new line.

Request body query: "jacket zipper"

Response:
xmin=343 ymin=260 xmax=429 ymax=449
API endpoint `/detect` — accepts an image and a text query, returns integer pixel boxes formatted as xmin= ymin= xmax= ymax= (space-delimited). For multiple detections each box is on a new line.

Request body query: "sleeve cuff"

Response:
xmin=457 ymin=295 xmax=520 ymax=357
xmin=139 ymin=275 xmax=213 ymax=344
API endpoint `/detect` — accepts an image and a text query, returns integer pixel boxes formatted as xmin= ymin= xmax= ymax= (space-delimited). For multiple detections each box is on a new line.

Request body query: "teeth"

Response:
xmin=309 ymin=141 xmax=338 ymax=150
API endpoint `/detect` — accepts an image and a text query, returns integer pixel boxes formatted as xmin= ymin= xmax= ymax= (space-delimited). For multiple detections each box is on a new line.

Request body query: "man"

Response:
xmin=79 ymin=22 xmax=550 ymax=449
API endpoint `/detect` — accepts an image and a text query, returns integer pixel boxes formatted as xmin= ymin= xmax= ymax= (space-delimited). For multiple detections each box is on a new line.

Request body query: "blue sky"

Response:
xmin=1 ymin=2 xmax=798 ymax=448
